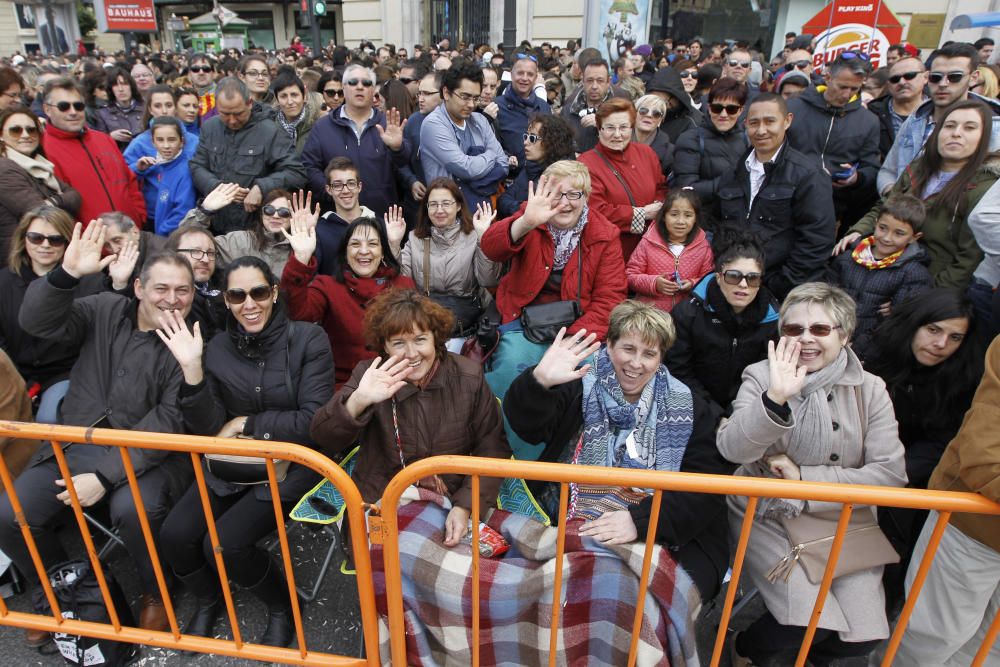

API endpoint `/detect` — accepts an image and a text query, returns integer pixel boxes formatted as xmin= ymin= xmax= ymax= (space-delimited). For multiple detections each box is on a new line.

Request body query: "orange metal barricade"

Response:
xmin=0 ymin=421 xmax=380 ymax=667
xmin=378 ymin=455 xmax=1000 ymax=667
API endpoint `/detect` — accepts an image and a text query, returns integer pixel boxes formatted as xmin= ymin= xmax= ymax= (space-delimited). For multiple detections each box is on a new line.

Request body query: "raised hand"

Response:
xmin=766 ymin=337 xmax=807 ymax=406
xmin=62 ymin=222 xmax=114 ymax=279
xmin=472 ymin=201 xmax=497 ymax=237
xmin=290 ymin=189 xmax=321 ymax=230
xmin=282 ymin=207 xmax=317 ymax=265
xmin=384 ymin=205 xmax=407 ymax=251
xmin=346 ymin=355 xmax=414 ymax=418
xmin=522 ymin=175 xmax=562 ymax=229
xmin=532 ymin=328 xmax=601 ymax=389
xmin=155 ymin=310 xmax=204 ymax=384
xmin=202 ymin=182 xmax=243 ymax=212
xmin=376 ymin=107 xmax=406 ymax=150
xmin=108 ymin=239 xmax=139 ymax=291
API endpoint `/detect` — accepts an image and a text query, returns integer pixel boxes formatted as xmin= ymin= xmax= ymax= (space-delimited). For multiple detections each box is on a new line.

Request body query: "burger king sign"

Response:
xmin=803 ymin=0 xmax=904 ymax=70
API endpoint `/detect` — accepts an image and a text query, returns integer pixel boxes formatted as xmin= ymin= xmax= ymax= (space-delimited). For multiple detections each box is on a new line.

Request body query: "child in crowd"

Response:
xmin=626 ymin=189 xmax=714 ymax=312
xmin=133 ymin=117 xmax=196 ymax=236
xmin=827 ymin=193 xmax=933 ymax=352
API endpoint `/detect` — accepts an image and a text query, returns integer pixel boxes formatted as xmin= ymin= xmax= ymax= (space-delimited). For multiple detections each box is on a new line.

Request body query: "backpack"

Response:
xmin=33 ymin=560 xmax=139 ymax=666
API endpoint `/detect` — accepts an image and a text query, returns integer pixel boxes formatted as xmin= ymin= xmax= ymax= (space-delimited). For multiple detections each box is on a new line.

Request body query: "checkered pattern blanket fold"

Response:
xmin=372 ymin=487 xmax=701 ymax=666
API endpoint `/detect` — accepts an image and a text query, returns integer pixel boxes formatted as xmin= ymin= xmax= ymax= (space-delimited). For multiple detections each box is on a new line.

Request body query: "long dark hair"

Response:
xmin=250 ymin=189 xmax=293 ymax=251
xmin=415 ymin=178 xmax=473 ymax=239
xmin=104 ymin=67 xmax=141 ymax=106
xmin=655 ymin=189 xmax=702 ymax=245
xmin=912 ymin=99 xmax=995 ymax=218
xmin=331 ymin=217 xmax=401 ymax=283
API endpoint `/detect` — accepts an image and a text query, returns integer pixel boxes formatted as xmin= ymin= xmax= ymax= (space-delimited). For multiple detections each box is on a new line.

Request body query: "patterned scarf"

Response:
xmin=851 ymin=235 xmax=904 ymax=270
xmin=548 ymin=205 xmax=589 ymax=270
xmin=276 ymin=105 xmax=307 ymax=144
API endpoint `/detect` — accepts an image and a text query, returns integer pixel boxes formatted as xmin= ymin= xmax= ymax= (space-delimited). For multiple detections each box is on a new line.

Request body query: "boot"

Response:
xmin=245 ymin=559 xmax=299 ymax=648
xmin=176 ymin=566 xmax=222 ymax=639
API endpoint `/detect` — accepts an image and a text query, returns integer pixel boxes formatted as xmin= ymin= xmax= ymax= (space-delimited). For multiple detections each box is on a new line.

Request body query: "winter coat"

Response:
xmin=301 ymin=106 xmax=411 ymax=221
xmin=666 ymin=275 xmax=778 ymax=417
xmin=399 ymin=222 xmax=500 ymax=298
xmin=826 ymin=240 xmax=933 ymax=351
xmin=495 ymin=84 xmax=552 ymax=164
xmin=314 ymin=206 xmax=374 ymax=276
xmin=928 ymin=336 xmax=1000 ymax=552
xmin=123 ymin=126 xmax=199 ymax=226
xmin=398 ymin=110 xmax=427 ymax=190
xmin=92 ymin=100 xmax=143 ymax=150
xmin=270 ymin=92 xmax=323 ymax=155
xmin=215 ymin=230 xmax=293 ymax=279
xmin=637 ymin=127 xmax=675 ymax=182
xmin=0 ymin=348 xmax=40 ymax=478
xmin=626 ymin=225 xmax=713 ymax=312
xmin=969 ymin=177 xmax=1000 ymax=288
xmin=142 ymin=154 xmax=197 ymax=236
xmin=180 ymin=309 xmax=334 ymax=502
xmin=578 ymin=141 xmax=667 ymax=261
xmin=865 ymin=94 xmax=903 ymax=160
xmin=281 ymin=255 xmax=415 ymax=389
xmin=497 ymin=158 xmax=546 ymax=219
xmin=41 ymin=125 xmax=146 ymax=227
xmin=480 ymin=203 xmax=628 ymax=341
xmin=503 ymin=366 xmax=736 ymax=602
xmin=310 ymin=353 xmax=512 ymax=510
xmin=714 ymin=144 xmax=836 ymax=299
xmin=645 ymin=67 xmax=703 ymax=143
xmin=0 ymin=156 xmax=80 ymax=264
xmin=850 ymin=156 xmax=1000 ymax=289
xmin=189 ymin=110 xmax=307 ymax=234
xmin=718 ymin=349 xmax=907 ymax=641
xmin=673 ymin=117 xmax=749 ymax=207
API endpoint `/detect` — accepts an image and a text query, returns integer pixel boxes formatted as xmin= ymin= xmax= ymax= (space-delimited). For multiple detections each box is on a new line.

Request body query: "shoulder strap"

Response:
xmin=593 ymin=149 xmax=637 ymax=206
xmin=854 ymin=383 xmax=866 ymax=442
xmin=285 ymin=321 xmax=297 ymax=405
xmin=422 ymin=237 xmax=431 ymax=296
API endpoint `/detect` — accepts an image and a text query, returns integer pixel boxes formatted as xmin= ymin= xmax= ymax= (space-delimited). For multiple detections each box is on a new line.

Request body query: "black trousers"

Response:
xmin=736 ymin=610 xmax=880 ymax=666
xmin=159 ymin=482 xmax=293 ymax=586
xmin=0 ymin=450 xmax=177 ymax=594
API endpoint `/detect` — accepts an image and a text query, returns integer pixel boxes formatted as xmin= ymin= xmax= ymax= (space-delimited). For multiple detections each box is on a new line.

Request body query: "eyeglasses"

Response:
xmin=721 ymin=269 xmax=762 ymax=287
xmin=523 ymin=132 xmax=541 ymax=143
xmin=243 ymin=69 xmax=269 ymax=79
xmin=637 ymin=106 xmax=664 ymax=118
xmin=327 ymin=180 xmax=359 ymax=192
xmin=1 ymin=91 xmax=21 ymax=101
xmin=189 ymin=65 xmax=213 ymax=73
xmin=452 ymin=91 xmax=481 ymax=104
xmin=516 ymin=53 xmax=538 ymax=63
xmin=345 ymin=78 xmax=374 ymax=88
xmin=709 ymin=103 xmax=742 ymax=115
xmin=928 ymin=71 xmax=967 ymax=85
xmin=6 ymin=124 xmax=38 ymax=136
xmin=888 ymin=71 xmax=921 ymax=85
xmin=262 ymin=205 xmax=292 ymax=218
xmin=323 ymin=88 xmax=344 ymax=98
xmin=679 ymin=71 xmax=697 ymax=79
xmin=48 ymin=101 xmax=85 ymax=112
xmin=25 ymin=232 xmax=67 ymax=247
xmin=398 ymin=77 xmax=416 ymax=85
xmin=556 ymin=191 xmax=585 ymax=201
xmin=600 ymin=124 xmax=632 ymax=135
xmin=427 ymin=200 xmax=456 ymax=210
xmin=727 ymin=59 xmax=752 ymax=68
xmin=780 ymin=323 xmax=842 ymax=338
xmin=225 ymin=285 xmax=273 ymax=303
xmin=784 ymin=60 xmax=811 ymax=71
xmin=418 ymin=89 xmax=440 ymax=97
xmin=176 ymin=248 xmax=217 ymax=261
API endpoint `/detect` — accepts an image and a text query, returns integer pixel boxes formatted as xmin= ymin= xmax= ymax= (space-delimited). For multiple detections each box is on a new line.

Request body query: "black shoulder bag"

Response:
xmin=422 ymin=238 xmax=483 ymax=337
xmin=519 ymin=242 xmax=583 ymax=344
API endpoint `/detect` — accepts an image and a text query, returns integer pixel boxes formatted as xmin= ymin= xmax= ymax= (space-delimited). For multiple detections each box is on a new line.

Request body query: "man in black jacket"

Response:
xmin=0 ymin=222 xmax=201 ymax=642
xmin=714 ymin=93 xmax=835 ymax=300
xmin=865 ymin=56 xmax=927 ymax=160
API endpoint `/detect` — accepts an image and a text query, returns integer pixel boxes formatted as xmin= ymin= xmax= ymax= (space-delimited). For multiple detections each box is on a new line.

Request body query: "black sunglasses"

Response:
xmin=262 ymin=205 xmax=292 ymax=218
xmin=49 ymin=101 xmax=85 ymax=112
xmin=345 ymin=78 xmax=374 ymax=88
xmin=780 ymin=323 xmax=842 ymax=338
xmin=888 ymin=71 xmax=921 ymax=85
xmin=709 ymin=103 xmax=742 ymax=116
xmin=398 ymin=77 xmax=416 ymax=85
xmin=721 ymin=269 xmax=762 ymax=287
xmin=189 ymin=65 xmax=213 ymax=73
xmin=25 ymin=232 xmax=68 ymax=247
xmin=928 ymin=71 xmax=967 ymax=85
xmin=323 ymin=88 xmax=344 ymax=97
xmin=225 ymin=285 xmax=273 ymax=303
xmin=784 ymin=60 xmax=811 ymax=71
xmin=679 ymin=71 xmax=697 ymax=79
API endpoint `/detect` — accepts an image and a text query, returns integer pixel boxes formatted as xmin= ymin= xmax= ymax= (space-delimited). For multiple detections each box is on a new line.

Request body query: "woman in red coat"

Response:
xmin=578 ymin=98 xmax=668 ymax=262
xmin=282 ymin=214 xmax=414 ymax=389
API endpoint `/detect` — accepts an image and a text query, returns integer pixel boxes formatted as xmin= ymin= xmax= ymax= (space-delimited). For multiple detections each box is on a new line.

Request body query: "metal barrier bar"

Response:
xmin=711 ymin=496 xmax=759 ymax=665
xmin=471 ymin=474 xmax=481 ymax=667
xmin=266 ymin=457 xmax=308 ymax=658
xmin=973 ymin=604 xmax=1000 ymax=667
xmin=627 ymin=489 xmax=663 ymax=667
xmin=547 ymin=482 xmax=569 ymax=667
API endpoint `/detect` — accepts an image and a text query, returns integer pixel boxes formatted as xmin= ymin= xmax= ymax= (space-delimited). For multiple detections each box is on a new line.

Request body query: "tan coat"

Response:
xmin=399 ymin=223 xmax=500 ymax=299
xmin=717 ymin=349 xmax=907 ymax=641
xmin=0 ymin=349 xmax=41 ymax=478
xmin=215 ymin=231 xmax=292 ymax=278
xmin=929 ymin=336 xmax=1000 ymax=552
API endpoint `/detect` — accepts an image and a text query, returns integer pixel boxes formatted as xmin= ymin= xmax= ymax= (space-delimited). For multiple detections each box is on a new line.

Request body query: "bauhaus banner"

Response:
xmin=92 ymin=0 xmax=158 ymax=33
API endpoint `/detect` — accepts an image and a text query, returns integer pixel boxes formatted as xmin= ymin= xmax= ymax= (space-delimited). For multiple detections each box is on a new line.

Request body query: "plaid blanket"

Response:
xmin=372 ymin=487 xmax=701 ymax=666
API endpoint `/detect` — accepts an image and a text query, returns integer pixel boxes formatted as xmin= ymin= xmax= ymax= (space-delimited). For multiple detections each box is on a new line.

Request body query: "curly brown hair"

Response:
xmin=362 ymin=289 xmax=454 ymax=359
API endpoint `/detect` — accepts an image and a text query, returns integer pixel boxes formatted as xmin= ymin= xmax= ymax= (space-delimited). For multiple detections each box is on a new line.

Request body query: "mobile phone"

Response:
xmin=673 ymin=271 xmax=682 ymax=283
xmin=832 ymin=163 xmax=858 ymax=180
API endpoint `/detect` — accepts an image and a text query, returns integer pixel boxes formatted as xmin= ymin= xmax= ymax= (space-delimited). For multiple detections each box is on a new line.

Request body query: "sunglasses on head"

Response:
xmin=189 ymin=65 xmax=213 ymax=73
xmin=49 ymin=101 xmax=85 ymax=112
xmin=928 ymin=71 xmax=967 ymax=85
xmin=225 ymin=285 xmax=273 ymax=304
xmin=637 ymin=106 xmax=665 ymax=118
xmin=6 ymin=124 xmax=38 ymax=136
xmin=840 ymin=51 xmax=870 ymax=62
xmin=784 ymin=60 xmax=810 ymax=71
xmin=262 ymin=205 xmax=292 ymax=218
xmin=25 ymin=232 xmax=67 ymax=247
xmin=323 ymin=88 xmax=344 ymax=97
xmin=523 ymin=132 xmax=541 ymax=143
xmin=780 ymin=323 xmax=842 ymax=337
xmin=345 ymin=78 xmax=374 ymax=88
xmin=888 ymin=71 xmax=920 ymax=85
xmin=709 ymin=103 xmax=742 ymax=115
xmin=721 ymin=269 xmax=762 ymax=287
xmin=516 ymin=53 xmax=538 ymax=63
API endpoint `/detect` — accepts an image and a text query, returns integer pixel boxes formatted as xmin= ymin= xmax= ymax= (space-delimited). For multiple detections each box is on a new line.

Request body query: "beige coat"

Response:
xmin=215 ymin=231 xmax=292 ymax=278
xmin=717 ymin=349 xmax=906 ymax=641
xmin=399 ymin=223 xmax=500 ymax=299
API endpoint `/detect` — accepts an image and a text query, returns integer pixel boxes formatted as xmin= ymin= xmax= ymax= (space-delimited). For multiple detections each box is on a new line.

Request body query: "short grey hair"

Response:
xmin=779 ymin=282 xmax=858 ymax=341
xmin=215 ymin=76 xmax=251 ymax=103
xmin=96 ymin=211 xmax=136 ymax=232
xmin=342 ymin=63 xmax=376 ymax=84
xmin=635 ymin=94 xmax=667 ymax=115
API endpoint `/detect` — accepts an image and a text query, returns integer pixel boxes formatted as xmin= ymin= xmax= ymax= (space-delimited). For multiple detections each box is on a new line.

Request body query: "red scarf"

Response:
xmin=343 ymin=265 xmax=399 ymax=306
xmin=851 ymin=235 xmax=904 ymax=270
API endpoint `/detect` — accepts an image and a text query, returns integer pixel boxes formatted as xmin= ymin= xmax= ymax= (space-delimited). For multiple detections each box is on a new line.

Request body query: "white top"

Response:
xmin=745 ymin=143 xmax=784 ymax=209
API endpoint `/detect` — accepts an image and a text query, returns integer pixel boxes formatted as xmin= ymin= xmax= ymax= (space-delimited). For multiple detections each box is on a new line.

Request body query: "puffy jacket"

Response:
xmin=645 ymin=67 xmax=703 ymax=142
xmin=189 ymin=110 xmax=307 ymax=234
xmin=92 ymin=100 xmax=143 ymax=150
xmin=301 ymin=106 xmax=411 ymax=221
xmin=123 ymin=126 xmax=199 ymax=225
xmin=495 ymin=84 xmax=552 ymax=163
xmin=850 ymin=156 xmax=1000 ymax=289
xmin=0 ymin=156 xmax=80 ymax=264
xmin=578 ymin=141 xmax=667 ymax=261
xmin=714 ymin=144 xmax=836 ymax=299
xmin=626 ymin=225 xmax=714 ymax=312
xmin=666 ymin=275 xmax=778 ymax=416
xmin=399 ymin=222 xmax=500 ymax=297
xmin=826 ymin=239 xmax=932 ymax=351
xmin=480 ymin=203 xmax=627 ymax=341
xmin=42 ymin=125 xmax=146 ymax=226
xmin=673 ymin=117 xmax=749 ymax=207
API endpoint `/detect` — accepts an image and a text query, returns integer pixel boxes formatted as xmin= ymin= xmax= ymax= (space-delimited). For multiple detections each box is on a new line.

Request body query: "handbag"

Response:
xmin=519 ymin=243 xmax=583 ymax=344
xmin=423 ymin=238 xmax=483 ymax=336
xmin=593 ymin=149 xmax=645 ymax=235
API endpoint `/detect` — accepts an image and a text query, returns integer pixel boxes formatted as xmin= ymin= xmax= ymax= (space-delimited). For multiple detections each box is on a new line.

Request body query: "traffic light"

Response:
xmin=313 ymin=0 xmax=326 ymax=16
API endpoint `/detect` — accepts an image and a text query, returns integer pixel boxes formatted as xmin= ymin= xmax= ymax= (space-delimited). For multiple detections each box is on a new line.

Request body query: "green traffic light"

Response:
xmin=313 ymin=0 xmax=326 ymax=15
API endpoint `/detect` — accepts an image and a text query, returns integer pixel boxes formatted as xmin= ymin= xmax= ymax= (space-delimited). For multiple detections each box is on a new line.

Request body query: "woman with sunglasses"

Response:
xmin=671 ymin=59 xmax=700 ymax=106
xmin=157 ymin=256 xmax=333 ymax=648
xmin=497 ymin=113 xmax=576 ymax=218
xmin=316 ymin=72 xmax=343 ymax=115
xmin=632 ymin=94 xmax=675 ymax=181
xmin=666 ymin=233 xmax=777 ymax=421
xmin=195 ymin=188 xmax=297 ymax=278
xmin=720 ymin=282 xmax=906 ymax=667
xmin=673 ymin=77 xmax=749 ymax=208
xmin=0 ymin=107 xmax=80 ymax=263
xmin=92 ymin=67 xmax=144 ymax=151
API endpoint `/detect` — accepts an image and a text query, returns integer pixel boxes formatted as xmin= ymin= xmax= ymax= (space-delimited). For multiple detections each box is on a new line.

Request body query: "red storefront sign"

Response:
xmin=803 ymin=0 xmax=904 ymax=70
xmin=93 ymin=0 xmax=158 ymax=33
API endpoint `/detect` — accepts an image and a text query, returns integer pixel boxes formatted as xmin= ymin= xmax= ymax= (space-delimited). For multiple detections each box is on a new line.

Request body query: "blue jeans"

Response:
xmin=966 ymin=280 xmax=999 ymax=340
xmin=35 ymin=380 xmax=70 ymax=424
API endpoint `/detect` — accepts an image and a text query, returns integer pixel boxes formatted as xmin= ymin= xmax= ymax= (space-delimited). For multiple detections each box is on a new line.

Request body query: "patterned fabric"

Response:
xmin=496 ymin=475 xmax=550 ymax=525
xmin=276 ymin=105 xmax=308 ymax=145
xmin=547 ymin=205 xmax=589 ymax=270
xmin=630 ymin=206 xmax=647 ymax=234
xmin=851 ymin=235 xmax=905 ymax=269
xmin=289 ymin=446 xmax=359 ymax=524
xmin=372 ymin=486 xmax=700 ymax=666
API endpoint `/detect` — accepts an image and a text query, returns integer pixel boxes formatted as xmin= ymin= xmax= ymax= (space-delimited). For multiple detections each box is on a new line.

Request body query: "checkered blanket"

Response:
xmin=372 ymin=487 xmax=701 ymax=666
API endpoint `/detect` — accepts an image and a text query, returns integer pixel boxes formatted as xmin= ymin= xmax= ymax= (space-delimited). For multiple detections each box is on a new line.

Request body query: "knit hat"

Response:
xmin=633 ymin=44 xmax=653 ymax=57
xmin=777 ymin=69 xmax=811 ymax=92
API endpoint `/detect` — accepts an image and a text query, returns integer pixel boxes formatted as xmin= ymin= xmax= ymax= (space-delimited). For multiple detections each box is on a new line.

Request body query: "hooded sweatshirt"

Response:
xmin=645 ymin=67 xmax=703 ymax=143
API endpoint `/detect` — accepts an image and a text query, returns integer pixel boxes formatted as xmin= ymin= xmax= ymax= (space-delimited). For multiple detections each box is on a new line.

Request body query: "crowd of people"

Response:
xmin=0 ymin=30 xmax=997 ymax=665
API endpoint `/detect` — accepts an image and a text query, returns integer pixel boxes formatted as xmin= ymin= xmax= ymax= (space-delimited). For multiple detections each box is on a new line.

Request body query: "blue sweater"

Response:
xmin=143 ymin=154 xmax=198 ymax=236
xmin=124 ymin=128 xmax=199 ymax=224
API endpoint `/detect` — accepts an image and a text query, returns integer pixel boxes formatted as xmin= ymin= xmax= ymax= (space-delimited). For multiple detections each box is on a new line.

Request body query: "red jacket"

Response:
xmin=282 ymin=255 xmax=415 ymax=389
xmin=480 ymin=203 xmax=627 ymax=341
xmin=626 ymin=225 xmax=714 ymax=312
xmin=41 ymin=125 xmax=145 ymax=226
xmin=578 ymin=142 xmax=667 ymax=262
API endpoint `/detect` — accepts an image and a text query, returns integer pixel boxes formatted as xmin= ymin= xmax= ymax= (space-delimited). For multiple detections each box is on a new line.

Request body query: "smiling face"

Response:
xmin=910 ymin=317 xmax=969 ymax=366
xmin=45 ymin=87 xmax=87 ymax=133
xmin=2 ymin=112 xmax=39 ymax=156
xmin=277 ymin=84 xmax=304 ymax=120
xmin=326 ymin=168 xmax=362 ymax=211
xmin=346 ymin=224 xmax=383 ymax=277
xmin=384 ymin=326 xmax=437 ymax=384
xmin=134 ymin=261 xmax=195 ymax=332
xmin=872 ymin=213 xmax=920 ymax=259
xmin=152 ymin=124 xmax=183 ymax=160
xmin=709 ymin=95 xmax=742 ymax=133
xmin=937 ymin=107 xmax=984 ymax=166
xmin=598 ymin=110 xmax=633 ymax=152
xmin=0 ymin=83 xmax=22 ymax=111
xmin=549 ymin=176 xmax=586 ymax=230
xmin=607 ymin=332 xmax=662 ymax=402
xmin=746 ymin=99 xmax=791 ymax=159
xmin=225 ymin=266 xmax=276 ymax=334
xmin=680 ymin=67 xmax=698 ymax=93
xmin=716 ymin=257 xmax=762 ymax=313
xmin=261 ymin=196 xmax=291 ymax=233
xmin=663 ymin=197 xmax=696 ymax=243
xmin=425 ymin=186 xmax=459 ymax=228
xmin=176 ymin=93 xmax=200 ymax=124
xmin=24 ymin=217 xmax=66 ymax=273
xmin=780 ymin=302 xmax=847 ymax=373
xmin=511 ymin=58 xmax=538 ymax=98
